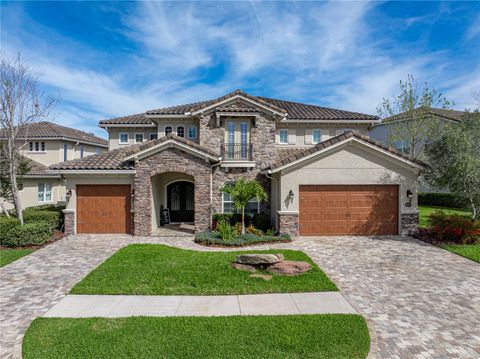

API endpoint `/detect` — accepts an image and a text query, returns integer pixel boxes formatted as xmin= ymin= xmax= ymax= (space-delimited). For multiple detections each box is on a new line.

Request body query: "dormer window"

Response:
xmin=188 ymin=126 xmax=197 ymax=139
xmin=312 ymin=129 xmax=322 ymax=144
xmin=177 ymin=126 xmax=185 ymax=138
xmin=135 ymin=133 xmax=144 ymax=143
xmin=29 ymin=141 xmax=45 ymax=152
xmin=279 ymin=129 xmax=288 ymax=144
xmin=165 ymin=126 xmax=173 ymax=135
xmin=119 ymin=133 xmax=129 ymax=144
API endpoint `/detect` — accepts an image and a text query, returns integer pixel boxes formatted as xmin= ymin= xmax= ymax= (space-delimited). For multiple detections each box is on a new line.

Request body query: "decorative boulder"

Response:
xmin=267 ymin=261 xmax=312 ymax=276
xmin=236 ymin=253 xmax=284 ymax=265
xmin=231 ymin=262 xmax=257 ymax=273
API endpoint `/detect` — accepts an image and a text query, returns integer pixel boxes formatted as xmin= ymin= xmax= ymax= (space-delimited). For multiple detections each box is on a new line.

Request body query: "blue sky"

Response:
xmin=1 ymin=1 xmax=479 ymax=137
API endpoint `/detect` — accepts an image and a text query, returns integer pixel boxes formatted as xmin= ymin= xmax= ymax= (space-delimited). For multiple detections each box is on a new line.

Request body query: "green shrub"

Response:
xmin=0 ymin=217 xmax=21 ymax=246
xmin=23 ymin=210 xmax=61 ymax=230
xmin=426 ymin=210 xmax=480 ymax=244
xmin=2 ymin=221 xmax=52 ymax=247
xmin=212 ymin=213 xmax=270 ymax=231
xmin=195 ymin=231 xmax=292 ymax=247
xmin=252 ymin=213 xmax=270 ymax=232
xmin=216 ymin=220 xmax=236 ymax=242
xmin=418 ymin=192 xmax=465 ymax=209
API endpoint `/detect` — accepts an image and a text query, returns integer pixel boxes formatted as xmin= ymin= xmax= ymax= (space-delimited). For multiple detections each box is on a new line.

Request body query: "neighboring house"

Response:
xmin=51 ymin=90 xmax=425 ymax=237
xmin=0 ymin=121 xmax=108 ymax=211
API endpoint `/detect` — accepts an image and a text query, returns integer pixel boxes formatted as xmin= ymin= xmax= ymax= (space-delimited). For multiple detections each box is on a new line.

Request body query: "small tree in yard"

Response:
xmin=221 ymin=178 xmax=267 ymax=235
xmin=0 ymin=155 xmax=30 ymax=216
xmin=0 ymin=54 xmax=56 ymax=224
xmin=425 ymin=111 xmax=480 ymax=221
xmin=377 ymin=74 xmax=453 ymax=160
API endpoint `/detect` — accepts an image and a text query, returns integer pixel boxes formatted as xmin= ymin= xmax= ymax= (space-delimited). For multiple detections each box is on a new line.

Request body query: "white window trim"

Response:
xmin=278 ymin=129 xmax=288 ymax=145
xmin=134 ymin=133 xmax=144 ymax=143
xmin=164 ymin=125 xmax=173 ymax=136
xmin=222 ymin=182 xmax=260 ymax=214
xmin=119 ymin=133 xmax=129 ymax=145
xmin=37 ymin=183 xmax=53 ymax=203
xmin=28 ymin=141 xmax=46 ymax=153
xmin=312 ymin=129 xmax=322 ymax=144
xmin=176 ymin=125 xmax=185 ymax=138
xmin=187 ymin=126 xmax=197 ymax=139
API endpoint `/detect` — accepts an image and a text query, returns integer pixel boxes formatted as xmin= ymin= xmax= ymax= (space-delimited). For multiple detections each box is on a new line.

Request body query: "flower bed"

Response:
xmin=195 ymin=231 xmax=292 ymax=247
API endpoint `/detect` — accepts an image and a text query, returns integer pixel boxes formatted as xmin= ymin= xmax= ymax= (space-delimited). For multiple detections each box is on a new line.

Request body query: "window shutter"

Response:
xmin=288 ymin=129 xmax=296 ymax=145
xmin=305 ymin=129 xmax=312 ymax=145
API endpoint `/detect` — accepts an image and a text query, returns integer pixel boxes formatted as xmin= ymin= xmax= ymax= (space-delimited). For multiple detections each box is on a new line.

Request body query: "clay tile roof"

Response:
xmin=51 ymin=134 xmax=219 ymax=171
xmin=22 ymin=157 xmax=59 ymax=177
xmin=216 ymin=103 xmax=260 ymax=113
xmin=265 ymin=131 xmax=426 ymax=171
xmin=99 ymin=90 xmax=377 ymax=125
xmin=1 ymin=121 xmax=108 ymax=146
xmin=383 ymin=107 xmax=466 ymax=123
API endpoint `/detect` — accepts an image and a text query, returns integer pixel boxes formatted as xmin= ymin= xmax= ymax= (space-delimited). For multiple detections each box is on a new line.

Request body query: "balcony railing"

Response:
xmin=221 ymin=143 xmax=253 ymax=161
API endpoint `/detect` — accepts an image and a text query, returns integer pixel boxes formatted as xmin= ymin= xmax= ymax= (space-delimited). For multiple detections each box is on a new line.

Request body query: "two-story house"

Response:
xmin=1 ymin=121 xmax=108 ymax=211
xmin=52 ymin=90 xmax=425 ymax=237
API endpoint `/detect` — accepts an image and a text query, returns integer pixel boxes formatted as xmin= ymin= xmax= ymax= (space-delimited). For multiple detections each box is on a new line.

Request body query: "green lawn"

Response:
xmin=440 ymin=244 xmax=480 ymax=263
xmin=419 ymin=205 xmax=472 ymax=227
xmin=0 ymin=248 xmax=33 ymax=267
xmin=24 ymin=315 xmax=369 ymax=359
xmin=71 ymin=244 xmax=337 ymax=295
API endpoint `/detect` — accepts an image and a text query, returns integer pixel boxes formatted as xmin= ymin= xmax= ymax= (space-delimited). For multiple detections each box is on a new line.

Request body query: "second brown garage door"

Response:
xmin=77 ymin=185 xmax=132 ymax=234
xmin=299 ymin=185 xmax=398 ymax=236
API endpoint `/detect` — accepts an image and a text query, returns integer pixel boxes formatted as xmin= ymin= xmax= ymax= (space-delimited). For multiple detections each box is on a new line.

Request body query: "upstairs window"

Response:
xmin=96 ymin=147 xmax=101 ymax=155
xmin=150 ymin=133 xmax=158 ymax=140
xmin=80 ymin=144 xmax=84 ymax=158
xmin=312 ymin=129 xmax=322 ymax=144
xmin=135 ymin=133 xmax=144 ymax=143
xmin=29 ymin=141 xmax=45 ymax=152
xmin=279 ymin=129 xmax=288 ymax=144
xmin=165 ymin=126 xmax=173 ymax=135
xmin=63 ymin=143 xmax=68 ymax=161
xmin=119 ymin=133 xmax=129 ymax=144
xmin=177 ymin=126 xmax=185 ymax=138
xmin=38 ymin=183 xmax=52 ymax=203
xmin=188 ymin=126 xmax=197 ymax=139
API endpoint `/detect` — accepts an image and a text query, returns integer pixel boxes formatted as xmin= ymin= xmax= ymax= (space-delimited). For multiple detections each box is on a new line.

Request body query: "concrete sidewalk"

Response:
xmin=44 ymin=292 xmax=356 ymax=318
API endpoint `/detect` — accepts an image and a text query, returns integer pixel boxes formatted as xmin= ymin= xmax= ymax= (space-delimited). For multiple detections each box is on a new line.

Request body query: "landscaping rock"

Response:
xmin=267 ymin=261 xmax=312 ymax=276
xmin=249 ymin=273 xmax=272 ymax=281
xmin=236 ymin=253 xmax=284 ymax=265
xmin=231 ymin=262 xmax=257 ymax=273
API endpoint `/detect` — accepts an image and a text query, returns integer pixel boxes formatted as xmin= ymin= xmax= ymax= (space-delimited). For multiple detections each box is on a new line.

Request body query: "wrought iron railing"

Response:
xmin=221 ymin=143 xmax=253 ymax=161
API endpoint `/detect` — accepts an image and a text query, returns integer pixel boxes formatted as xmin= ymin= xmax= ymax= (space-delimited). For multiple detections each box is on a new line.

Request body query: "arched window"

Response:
xmin=165 ymin=126 xmax=173 ymax=136
xmin=177 ymin=126 xmax=185 ymax=138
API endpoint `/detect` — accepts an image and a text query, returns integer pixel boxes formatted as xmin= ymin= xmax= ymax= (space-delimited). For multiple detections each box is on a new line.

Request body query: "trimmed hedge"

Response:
xmin=212 ymin=213 xmax=271 ymax=232
xmin=418 ymin=192 xmax=465 ymax=209
xmin=0 ymin=217 xmax=21 ymax=245
xmin=195 ymin=231 xmax=292 ymax=247
xmin=23 ymin=210 xmax=61 ymax=230
xmin=1 ymin=221 xmax=51 ymax=247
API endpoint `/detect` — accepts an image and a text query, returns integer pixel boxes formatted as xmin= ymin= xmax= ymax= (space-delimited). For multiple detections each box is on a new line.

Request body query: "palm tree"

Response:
xmin=221 ymin=178 xmax=267 ymax=235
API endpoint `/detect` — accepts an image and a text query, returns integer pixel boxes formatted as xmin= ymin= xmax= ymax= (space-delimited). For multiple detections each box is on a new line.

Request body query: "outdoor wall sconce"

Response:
xmin=288 ymin=190 xmax=294 ymax=203
xmin=65 ymin=190 xmax=72 ymax=201
xmin=405 ymin=190 xmax=413 ymax=207
xmin=131 ymin=188 xmax=135 ymax=198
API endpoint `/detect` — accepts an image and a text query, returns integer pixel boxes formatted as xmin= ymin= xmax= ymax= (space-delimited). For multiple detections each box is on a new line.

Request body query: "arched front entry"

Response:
xmin=167 ymin=181 xmax=194 ymax=223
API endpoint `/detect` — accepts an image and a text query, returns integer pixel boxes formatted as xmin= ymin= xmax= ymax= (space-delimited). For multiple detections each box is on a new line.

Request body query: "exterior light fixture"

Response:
xmin=66 ymin=190 xmax=72 ymax=201
xmin=288 ymin=190 xmax=294 ymax=202
xmin=405 ymin=190 xmax=413 ymax=207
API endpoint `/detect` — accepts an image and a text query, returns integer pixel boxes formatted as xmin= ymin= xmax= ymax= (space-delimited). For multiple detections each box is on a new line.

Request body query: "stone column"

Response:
xmin=63 ymin=209 xmax=75 ymax=235
xmin=278 ymin=212 xmax=299 ymax=236
xmin=400 ymin=213 xmax=419 ymax=235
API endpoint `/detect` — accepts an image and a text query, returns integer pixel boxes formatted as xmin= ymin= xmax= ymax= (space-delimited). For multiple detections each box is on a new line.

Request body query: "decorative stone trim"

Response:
xmin=278 ymin=212 xmax=299 ymax=236
xmin=63 ymin=210 xmax=75 ymax=235
xmin=400 ymin=212 xmax=419 ymax=235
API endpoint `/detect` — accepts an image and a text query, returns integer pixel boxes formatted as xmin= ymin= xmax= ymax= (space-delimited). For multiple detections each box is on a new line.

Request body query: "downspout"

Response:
xmin=265 ymin=171 xmax=278 ymax=232
xmin=210 ymin=159 xmax=222 ymax=229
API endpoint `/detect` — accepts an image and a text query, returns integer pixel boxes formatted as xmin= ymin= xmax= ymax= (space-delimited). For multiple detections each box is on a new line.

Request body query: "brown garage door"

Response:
xmin=77 ymin=185 xmax=131 ymax=234
xmin=299 ymin=185 xmax=398 ymax=235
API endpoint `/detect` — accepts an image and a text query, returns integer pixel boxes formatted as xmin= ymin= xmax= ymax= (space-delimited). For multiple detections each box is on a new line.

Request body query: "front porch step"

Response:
xmin=152 ymin=224 xmax=195 ymax=237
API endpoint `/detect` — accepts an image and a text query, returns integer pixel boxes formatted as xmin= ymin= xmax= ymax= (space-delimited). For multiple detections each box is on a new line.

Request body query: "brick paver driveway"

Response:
xmin=1 ymin=234 xmax=479 ymax=359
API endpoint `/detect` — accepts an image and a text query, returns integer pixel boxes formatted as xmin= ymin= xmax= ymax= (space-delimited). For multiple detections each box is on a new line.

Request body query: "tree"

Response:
xmin=0 ymin=54 xmax=56 ymax=224
xmin=425 ymin=111 xmax=480 ymax=221
xmin=377 ymin=74 xmax=453 ymax=160
xmin=0 ymin=154 xmax=30 ymax=216
xmin=221 ymin=178 xmax=267 ymax=235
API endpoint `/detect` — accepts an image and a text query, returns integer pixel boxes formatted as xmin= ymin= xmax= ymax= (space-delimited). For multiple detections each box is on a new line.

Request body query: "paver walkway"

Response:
xmin=44 ymin=292 xmax=356 ymax=318
xmin=1 ymin=234 xmax=480 ymax=359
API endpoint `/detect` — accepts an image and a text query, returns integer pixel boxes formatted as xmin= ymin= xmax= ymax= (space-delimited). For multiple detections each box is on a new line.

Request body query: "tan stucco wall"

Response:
xmin=1 ymin=177 xmax=66 ymax=211
xmin=275 ymin=142 xmax=420 ymax=217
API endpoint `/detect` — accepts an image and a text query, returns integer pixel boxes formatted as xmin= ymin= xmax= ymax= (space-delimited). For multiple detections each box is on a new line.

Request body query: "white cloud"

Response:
xmin=466 ymin=13 xmax=480 ymax=40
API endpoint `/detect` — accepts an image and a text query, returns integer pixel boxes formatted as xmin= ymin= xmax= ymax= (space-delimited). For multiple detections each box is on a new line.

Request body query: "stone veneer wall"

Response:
xmin=400 ymin=213 xmax=419 ymax=235
xmin=278 ymin=213 xmax=299 ymax=236
xmin=63 ymin=210 xmax=75 ymax=235
xmin=199 ymin=109 xmax=276 ymax=217
xmin=134 ymin=147 xmax=212 ymax=236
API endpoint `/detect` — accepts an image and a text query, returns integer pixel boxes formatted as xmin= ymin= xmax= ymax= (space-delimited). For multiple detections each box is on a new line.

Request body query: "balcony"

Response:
xmin=221 ymin=143 xmax=255 ymax=168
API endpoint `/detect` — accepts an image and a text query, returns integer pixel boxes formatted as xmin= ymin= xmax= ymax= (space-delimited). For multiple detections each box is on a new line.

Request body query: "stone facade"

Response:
xmin=133 ymin=147 xmax=212 ymax=236
xmin=400 ymin=212 xmax=419 ymax=235
xmin=63 ymin=210 xmax=75 ymax=235
xmin=278 ymin=213 xmax=299 ymax=236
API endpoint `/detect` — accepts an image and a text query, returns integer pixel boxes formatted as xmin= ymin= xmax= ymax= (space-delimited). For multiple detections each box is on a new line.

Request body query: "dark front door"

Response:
xmin=167 ymin=181 xmax=194 ymax=223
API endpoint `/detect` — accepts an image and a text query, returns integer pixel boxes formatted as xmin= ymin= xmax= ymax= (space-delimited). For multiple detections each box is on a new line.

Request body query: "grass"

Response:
xmin=440 ymin=244 xmax=480 ymax=263
xmin=419 ymin=205 xmax=472 ymax=227
xmin=0 ymin=248 xmax=33 ymax=267
xmin=71 ymin=244 xmax=337 ymax=295
xmin=23 ymin=315 xmax=370 ymax=359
